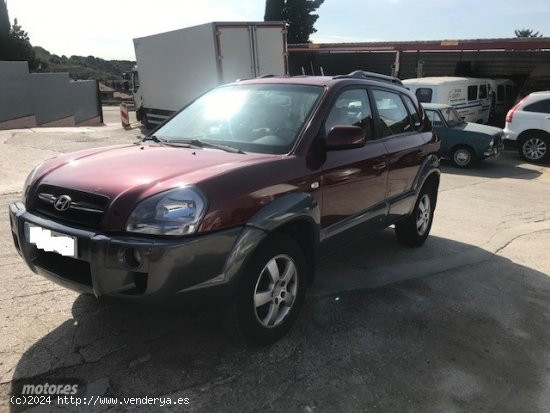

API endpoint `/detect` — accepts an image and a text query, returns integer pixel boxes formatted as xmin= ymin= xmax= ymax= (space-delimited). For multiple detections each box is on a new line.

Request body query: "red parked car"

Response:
xmin=10 ymin=71 xmax=440 ymax=345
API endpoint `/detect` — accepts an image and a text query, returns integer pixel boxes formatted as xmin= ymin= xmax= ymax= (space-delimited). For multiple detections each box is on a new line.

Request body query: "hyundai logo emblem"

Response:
xmin=54 ymin=195 xmax=72 ymax=212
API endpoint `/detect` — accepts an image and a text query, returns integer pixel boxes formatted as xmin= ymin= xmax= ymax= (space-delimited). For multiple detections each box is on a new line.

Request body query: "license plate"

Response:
xmin=25 ymin=223 xmax=77 ymax=257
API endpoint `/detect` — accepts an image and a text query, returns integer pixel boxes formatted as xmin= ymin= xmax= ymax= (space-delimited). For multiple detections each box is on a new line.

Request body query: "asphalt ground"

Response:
xmin=1 ymin=106 xmax=549 ymax=412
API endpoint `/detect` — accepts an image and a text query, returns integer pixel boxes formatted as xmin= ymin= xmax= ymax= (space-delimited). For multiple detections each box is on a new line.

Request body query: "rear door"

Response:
xmin=372 ymin=88 xmax=430 ymax=217
xmin=320 ymin=88 xmax=388 ymax=239
xmin=254 ymin=26 xmax=287 ymax=76
xmin=217 ymin=25 xmax=254 ymax=83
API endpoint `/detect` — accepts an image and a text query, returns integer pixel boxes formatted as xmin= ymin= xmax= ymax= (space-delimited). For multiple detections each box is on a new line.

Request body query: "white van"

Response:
xmin=403 ymin=77 xmax=493 ymax=124
xmin=489 ymin=79 xmax=517 ymax=116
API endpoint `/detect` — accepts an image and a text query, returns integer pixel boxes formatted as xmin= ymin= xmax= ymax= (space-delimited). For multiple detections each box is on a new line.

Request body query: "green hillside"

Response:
xmin=33 ymin=46 xmax=135 ymax=82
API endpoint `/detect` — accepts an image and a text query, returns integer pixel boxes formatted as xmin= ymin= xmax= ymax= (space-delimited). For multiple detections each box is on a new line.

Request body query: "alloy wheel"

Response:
xmin=416 ymin=194 xmax=431 ymax=236
xmin=253 ymin=254 xmax=298 ymax=328
xmin=522 ymin=138 xmax=547 ymax=161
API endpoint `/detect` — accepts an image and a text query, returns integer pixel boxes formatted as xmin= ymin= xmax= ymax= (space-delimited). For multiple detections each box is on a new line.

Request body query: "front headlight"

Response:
xmin=125 ymin=187 xmax=207 ymax=236
xmin=489 ymin=138 xmax=494 ymax=148
xmin=22 ymin=164 xmax=42 ymax=202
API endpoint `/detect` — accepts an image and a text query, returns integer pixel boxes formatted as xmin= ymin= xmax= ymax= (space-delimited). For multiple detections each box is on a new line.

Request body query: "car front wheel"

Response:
xmin=451 ymin=146 xmax=476 ymax=168
xmin=519 ymin=135 xmax=549 ymax=163
xmin=233 ymin=234 xmax=306 ymax=346
xmin=395 ymin=186 xmax=436 ymax=247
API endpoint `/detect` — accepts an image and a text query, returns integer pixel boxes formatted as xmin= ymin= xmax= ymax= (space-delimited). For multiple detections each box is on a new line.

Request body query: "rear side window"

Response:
xmin=415 ymin=88 xmax=433 ymax=103
xmin=468 ymin=85 xmax=478 ymax=101
xmin=523 ymin=99 xmax=550 ymax=114
xmin=372 ymin=89 xmax=412 ymax=138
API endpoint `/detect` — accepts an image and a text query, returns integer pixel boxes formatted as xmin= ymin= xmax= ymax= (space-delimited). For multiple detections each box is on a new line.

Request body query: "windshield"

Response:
xmin=440 ymin=106 xmax=464 ymax=126
xmin=154 ymin=84 xmax=323 ymax=154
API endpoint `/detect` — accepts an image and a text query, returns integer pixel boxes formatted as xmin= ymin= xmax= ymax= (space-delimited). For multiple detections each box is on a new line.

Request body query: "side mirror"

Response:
xmin=325 ymin=125 xmax=366 ymax=150
xmin=122 ymin=81 xmax=130 ymax=91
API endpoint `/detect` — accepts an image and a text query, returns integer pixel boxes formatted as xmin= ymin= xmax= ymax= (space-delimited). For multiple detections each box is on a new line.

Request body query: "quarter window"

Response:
xmin=373 ymin=89 xmax=412 ymax=137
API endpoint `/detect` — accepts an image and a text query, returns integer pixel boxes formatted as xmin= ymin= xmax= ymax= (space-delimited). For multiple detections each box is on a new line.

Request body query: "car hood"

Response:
xmin=29 ymin=143 xmax=281 ymax=228
xmin=452 ymin=122 xmax=503 ymax=136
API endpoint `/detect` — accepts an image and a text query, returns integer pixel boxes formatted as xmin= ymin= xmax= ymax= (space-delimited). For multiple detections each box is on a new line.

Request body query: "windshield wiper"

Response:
xmin=142 ymin=135 xmax=165 ymax=143
xmin=170 ymin=138 xmax=245 ymax=154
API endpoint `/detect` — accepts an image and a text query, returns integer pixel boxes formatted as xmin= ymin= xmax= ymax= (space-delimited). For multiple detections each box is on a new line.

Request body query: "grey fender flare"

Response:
xmin=222 ymin=192 xmax=321 ymax=287
xmin=410 ymin=154 xmax=441 ymax=212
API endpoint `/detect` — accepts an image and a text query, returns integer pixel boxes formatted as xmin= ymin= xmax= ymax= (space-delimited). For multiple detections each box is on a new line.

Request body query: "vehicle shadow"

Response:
xmin=440 ymin=150 xmax=544 ymax=180
xmin=8 ymin=232 xmax=550 ymax=412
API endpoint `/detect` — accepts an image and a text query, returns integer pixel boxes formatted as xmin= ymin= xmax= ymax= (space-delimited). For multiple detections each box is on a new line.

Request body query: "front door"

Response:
xmin=320 ymin=88 xmax=389 ymax=241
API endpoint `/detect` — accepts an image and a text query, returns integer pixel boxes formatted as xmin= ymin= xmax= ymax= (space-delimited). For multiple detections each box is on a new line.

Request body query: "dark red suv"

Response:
xmin=10 ymin=71 xmax=440 ymax=344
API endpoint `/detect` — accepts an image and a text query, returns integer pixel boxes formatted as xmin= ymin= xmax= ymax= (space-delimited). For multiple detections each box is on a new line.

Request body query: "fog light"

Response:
xmin=123 ymin=247 xmax=142 ymax=268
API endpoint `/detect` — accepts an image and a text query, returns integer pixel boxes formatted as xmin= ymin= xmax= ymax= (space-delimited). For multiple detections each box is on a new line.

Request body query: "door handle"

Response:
xmin=373 ymin=161 xmax=387 ymax=170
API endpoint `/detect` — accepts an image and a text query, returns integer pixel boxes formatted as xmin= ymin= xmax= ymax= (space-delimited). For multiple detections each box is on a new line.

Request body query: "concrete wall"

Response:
xmin=0 ymin=61 xmax=102 ymax=130
xmin=0 ymin=61 xmax=34 ymax=123
xmin=71 ymin=80 xmax=100 ymax=123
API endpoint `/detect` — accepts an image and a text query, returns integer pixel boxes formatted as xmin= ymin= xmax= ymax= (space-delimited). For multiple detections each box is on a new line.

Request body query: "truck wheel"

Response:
xmin=141 ymin=112 xmax=150 ymax=130
xmin=451 ymin=146 xmax=476 ymax=168
xmin=233 ymin=234 xmax=306 ymax=346
xmin=395 ymin=186 xmax=436 ymax=247
xmin=519 ymin=134 xmax=549 ymax=163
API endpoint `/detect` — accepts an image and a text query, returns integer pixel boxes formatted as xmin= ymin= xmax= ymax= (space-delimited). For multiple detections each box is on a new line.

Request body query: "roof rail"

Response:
xmin=333 ymin=70 xmax=403 ymax=86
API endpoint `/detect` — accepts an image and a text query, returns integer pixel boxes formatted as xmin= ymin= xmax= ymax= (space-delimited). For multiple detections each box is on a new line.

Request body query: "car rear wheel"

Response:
xmin=451 ymin=146 xmax=476 ymax=168
xmin=519 ymin=135 xmax=548 ymax=163
xmin=395 ymin=186 xmax=436 ymax=247
xmin=233 ymin=234 xmax=306 ymax=346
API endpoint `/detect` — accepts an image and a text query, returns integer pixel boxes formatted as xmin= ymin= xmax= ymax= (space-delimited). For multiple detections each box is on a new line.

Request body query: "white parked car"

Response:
xmin=504 ymin=91 xmax=550 ymax=162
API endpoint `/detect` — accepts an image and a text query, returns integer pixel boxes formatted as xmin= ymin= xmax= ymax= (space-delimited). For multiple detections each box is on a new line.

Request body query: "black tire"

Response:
xmin=451 ymin=145 xmax=477 ymax=168
xmin=395 ymin=185 xmax=436 ymax=247
xmin=518 ymin=134 xmax=549 ymax=163
xmin=232 ymin=234 xmax=306 ymax=346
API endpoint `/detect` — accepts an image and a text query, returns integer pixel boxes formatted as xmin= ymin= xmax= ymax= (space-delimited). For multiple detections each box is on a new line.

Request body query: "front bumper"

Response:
xmin=9 ymin=202 xmax=265 ymax=309
xmin=484 ymin=143 xmax=504 ymax=157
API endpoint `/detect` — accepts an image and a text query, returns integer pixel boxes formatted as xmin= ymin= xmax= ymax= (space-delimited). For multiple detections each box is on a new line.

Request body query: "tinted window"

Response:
xmin=415 ymin=88 xmax=433 ymax=103
xmin=479 ymin=84 xmax=487 ymax=99
xmin=468 ymin=85 xmax=478 ymax=101
xmin=403 ymin=95 xmax=422 ymax=129
xmin=324 ymin=89 xmax=375 ymax=140
xmin=373 ymin=89 xmax=412 ymax=137
xmin=523 ymin=99 xmax=550 ymax=114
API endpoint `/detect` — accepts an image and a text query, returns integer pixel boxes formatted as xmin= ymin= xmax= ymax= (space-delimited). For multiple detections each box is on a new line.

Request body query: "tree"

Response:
xmin=0 ymin=0 xmax=11 ymax=54
xmin=515 ymin=28 xmax=543 ymax=38
xmin=264 ymin=0 xmax=325 ymax=44
xmin=0 ymin=1 xmax=38 ymax=69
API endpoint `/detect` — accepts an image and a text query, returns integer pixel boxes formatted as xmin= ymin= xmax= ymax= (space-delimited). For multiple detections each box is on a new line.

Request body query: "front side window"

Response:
xmin=426 ymin=110 xmax=444 ymax=127
xmin=323 ymin=89 xmax=374 ymax=140
xmin=497 ymin=85 xmax=505 ymax=102
xmin=154 ymin=84 xmax=322 ymax=154
xmin=373 ymin=89 xmax=412 ymax=137
xmin=468 ymin=85 xmax=478 ymax=101
xmin=415 ymin=88 xmax=433 ymax=103
xmin=479 ymin=85 xmax=487 ymax=99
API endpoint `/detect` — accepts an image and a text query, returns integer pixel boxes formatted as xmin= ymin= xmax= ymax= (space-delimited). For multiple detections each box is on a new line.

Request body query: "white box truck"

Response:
xmin=125 ymin=21 xmax=288 ymax=128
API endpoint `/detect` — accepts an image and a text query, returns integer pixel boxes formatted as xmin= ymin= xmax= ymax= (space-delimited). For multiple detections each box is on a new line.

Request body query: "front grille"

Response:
xmin=31 ymin=184 xmax=110 ymax=229
xmin=33 ymin=250 xmax=93 ymax=288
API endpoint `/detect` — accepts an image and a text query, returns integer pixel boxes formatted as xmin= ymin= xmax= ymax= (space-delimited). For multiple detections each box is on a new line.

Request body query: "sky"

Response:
xmin=6 ymin=0 xmax=550 ymax=61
